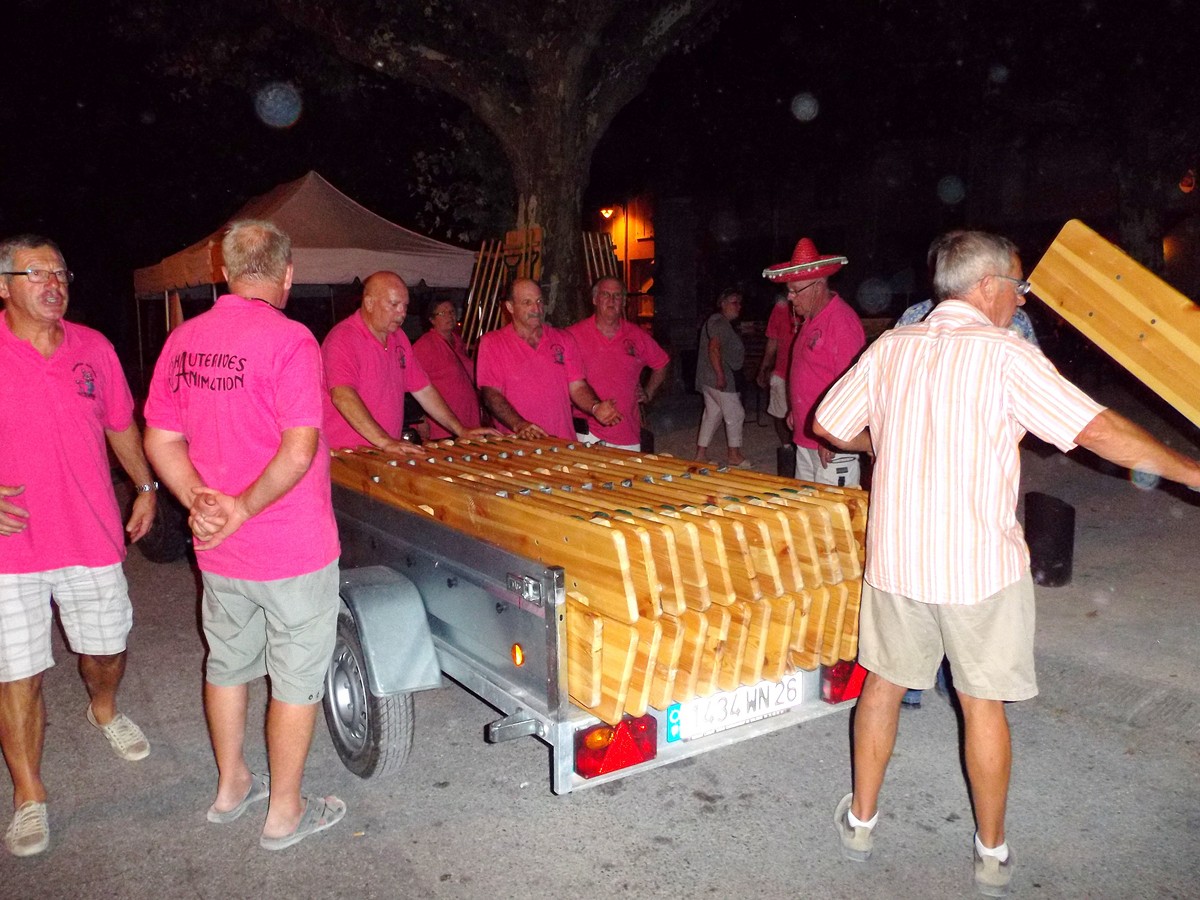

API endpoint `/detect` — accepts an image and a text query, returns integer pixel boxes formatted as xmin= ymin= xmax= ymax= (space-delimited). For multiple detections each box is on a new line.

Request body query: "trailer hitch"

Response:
xmin=486 ymin=712 xmax=544 ymax=742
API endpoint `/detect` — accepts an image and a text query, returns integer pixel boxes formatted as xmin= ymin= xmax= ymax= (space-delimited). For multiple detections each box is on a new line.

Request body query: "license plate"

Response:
xmin=666 ymin=675 xmax=805 ymax=742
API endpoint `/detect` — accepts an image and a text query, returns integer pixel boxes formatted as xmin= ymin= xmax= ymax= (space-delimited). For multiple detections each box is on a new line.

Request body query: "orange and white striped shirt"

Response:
xmin=816 ymin=300 xmax=1105 ymax=605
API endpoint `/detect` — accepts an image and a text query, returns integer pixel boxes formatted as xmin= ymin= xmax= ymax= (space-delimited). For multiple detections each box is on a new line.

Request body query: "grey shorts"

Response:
xmin=858 ymin=573 xmax=1037 ymax=702
xmin=201 ymin=560 xmax=339 ymax=705
xmin=0 ymin=564 xmax=133 ymax=682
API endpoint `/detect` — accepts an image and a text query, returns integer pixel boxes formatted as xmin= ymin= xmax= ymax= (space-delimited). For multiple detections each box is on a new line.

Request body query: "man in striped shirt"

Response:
xmin=814 ymin=230 xmax=1200 ymax=896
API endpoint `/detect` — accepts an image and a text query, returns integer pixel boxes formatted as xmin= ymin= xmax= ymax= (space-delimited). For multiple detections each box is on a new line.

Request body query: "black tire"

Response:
xmin=135 ymin=493 xmax=191 ymax=564
xmin=323 ymin=613 xmax=414 ymax=778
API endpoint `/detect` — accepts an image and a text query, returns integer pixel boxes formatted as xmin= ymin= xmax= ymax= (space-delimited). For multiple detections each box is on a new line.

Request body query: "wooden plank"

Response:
xmin=647 ymin=615 xmax=683 ymax=710
xmin=625 ymin=617 xmax=662 ymax=718
xmin=672 ymin=609 xmax=709 ymax=703
xmin=762 ymin=594 xmax=796 ymax=682
xmin=716 ymin=600 xmax=753 ymax=692
xmin=419 ymin=453 xmax=668 ymax=617
xmin=1030 ymin=218 xmax=1200 ymax=429
xmin=838 ymin=579 xmax=862 ymax=661
xmin=819 ymin=582 xmax=850 ymax=666
xmin=791 ymin=585 xmax=829 ymax=670
xmin=736 ymin=599 xmax=771 ymax=688
xmin=331 ymin=452 xmax=641 ymax=623
xmin=535 ymin=454 xmax=761 ymax=602
xmin=565 ymin=595 xmax=602 ymax=708
xmin=593 ymin=616 xmax=639 ymax=725
xmin=695 ymin=605 xmax=731 ymax=697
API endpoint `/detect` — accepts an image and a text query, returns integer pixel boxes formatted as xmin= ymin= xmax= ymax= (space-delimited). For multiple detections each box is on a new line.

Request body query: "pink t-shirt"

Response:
xmin=475 ymin=324 xmax=583 ymax=439
xmin=413 ymin=329 xmax=480 ymax=439
xmin=321 ymin=311 xmax=430 ymax=450
xmin=567 ymin=316 xmax=668 ymax=445
xmin=789 ymin=293 xmax=866 ymax=449
xmin=0 ymin=317 xmax=133 ymax=573
xmin=764 ymin=300 xmax=798 ymax=380
xmin=144 ymin=295 xmax=339 ymax=580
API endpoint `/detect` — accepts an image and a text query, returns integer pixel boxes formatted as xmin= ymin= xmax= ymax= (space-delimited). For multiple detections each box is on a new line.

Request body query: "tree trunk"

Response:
xmin=503 ymin=98 xmax=593 ymax=326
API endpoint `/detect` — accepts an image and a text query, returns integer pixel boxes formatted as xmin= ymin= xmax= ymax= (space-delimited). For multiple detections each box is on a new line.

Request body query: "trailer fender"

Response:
xmin=338 ymin=566 xmax=444 ymax=695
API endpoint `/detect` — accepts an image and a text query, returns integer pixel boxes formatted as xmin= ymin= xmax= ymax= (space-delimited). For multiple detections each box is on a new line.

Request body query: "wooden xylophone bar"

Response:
xmin=330 ymin=438 xmax=868 ymax=725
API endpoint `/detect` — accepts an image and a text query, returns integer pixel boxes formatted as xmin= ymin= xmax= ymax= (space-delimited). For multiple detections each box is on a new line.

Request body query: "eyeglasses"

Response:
xmin=787 ymin=282 xmax=819 ymax=296
xmin=992 ymin=274 xmax=1031 ymax=295
xmin=432 ymin=310 xmax=456 ymax=318
xmin=2 ymin=267 xmax=74 ymax=284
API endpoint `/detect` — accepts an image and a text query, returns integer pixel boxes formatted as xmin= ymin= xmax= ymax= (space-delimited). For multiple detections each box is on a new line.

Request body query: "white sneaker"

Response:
xmin=87 ymin=704 xmax=150 ymax=761
xmin=6 ymin=801 xmax=49 ymax=857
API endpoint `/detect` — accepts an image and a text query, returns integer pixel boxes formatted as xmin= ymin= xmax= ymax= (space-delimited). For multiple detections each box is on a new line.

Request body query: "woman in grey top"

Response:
xmin=694 ymin=289 xmax=750 ymax=467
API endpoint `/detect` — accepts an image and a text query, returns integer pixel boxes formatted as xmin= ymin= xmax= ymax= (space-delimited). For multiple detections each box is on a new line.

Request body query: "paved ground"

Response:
xmin=4 ymin=380 xmax=1199 ymax=898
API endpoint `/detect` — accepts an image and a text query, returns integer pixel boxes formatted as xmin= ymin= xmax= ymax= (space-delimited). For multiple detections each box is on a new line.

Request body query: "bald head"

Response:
xmin=506 ymin=278 xmax=545 ymax=337
xmin=360 ymin=271 xmax=410 ymax=341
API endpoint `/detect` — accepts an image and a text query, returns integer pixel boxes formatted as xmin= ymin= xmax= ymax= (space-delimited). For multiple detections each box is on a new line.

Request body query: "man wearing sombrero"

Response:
xmin=764 ymin=238 xmax=866 ymax=486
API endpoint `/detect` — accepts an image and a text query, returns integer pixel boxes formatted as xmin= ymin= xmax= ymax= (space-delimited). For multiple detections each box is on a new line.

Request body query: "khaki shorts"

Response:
xmin=0 ymin=564 xmax=133 ymax=682
xmin=201 ymin=560 xmax=339 ymax=705
xmin=857 ymin=573 xmax=1037 ymax=702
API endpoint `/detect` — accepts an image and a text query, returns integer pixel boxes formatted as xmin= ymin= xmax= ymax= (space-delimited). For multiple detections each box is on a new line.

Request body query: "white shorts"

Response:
xmin=795 ymin=446 xmax=861 ymax=488
xmin=0 ymin=564 xmax=133 ymax=682
xmin=767 ymin=374 xmax=789 ymax=418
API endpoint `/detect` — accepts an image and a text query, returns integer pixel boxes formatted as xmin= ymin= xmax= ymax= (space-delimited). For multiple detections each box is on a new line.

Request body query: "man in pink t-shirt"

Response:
xmin=322 ymin=272 xmax=494 ymax=453
xmin=144 ymin=221 xmax=345 ymax=852
xmin=567 ymin=277 xmax=669 ymax=450
xmin=476 ymin=278 xmax=621 ymax=440
xmin=764 ymin=237 xmax=864 ymax=486
xmin=754 ymin=295 xmax=798 ymax=447
xmin=0 ymin=234 xmax=157 ymax=857
xmin=413 ymin=299 xmax=482 ymax=440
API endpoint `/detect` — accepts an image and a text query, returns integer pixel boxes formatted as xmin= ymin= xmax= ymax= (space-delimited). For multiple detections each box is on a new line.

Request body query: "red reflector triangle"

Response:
xmin=599 ymin=720 xmax=649 ymax=774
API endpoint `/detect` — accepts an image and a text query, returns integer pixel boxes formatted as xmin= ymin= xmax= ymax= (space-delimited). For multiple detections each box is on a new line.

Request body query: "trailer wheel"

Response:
xmin=323 ymin=613 xmax=414 ymax=778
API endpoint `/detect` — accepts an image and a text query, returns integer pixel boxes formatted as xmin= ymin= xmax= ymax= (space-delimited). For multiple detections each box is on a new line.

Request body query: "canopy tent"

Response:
xmin=133 ymin=170 xmax=476 ymax=295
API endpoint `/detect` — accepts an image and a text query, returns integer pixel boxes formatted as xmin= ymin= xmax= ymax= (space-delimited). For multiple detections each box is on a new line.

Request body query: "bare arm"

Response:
xmin=144 ymin=426 xmax=212 ymax=540
xmin=0 ymin=484 xmax=29 ymax=536
xmin=569 ymin=380 xmax=621 ymax=427
xmin=106 ymin=422 xmax=157 ymax=543
xmin=813 ymin=420 xmax=874 ymax=454
xmin=329 ymin=384 xmax=417 ymax=455
xmin=1075 ymin=409 xmax=1200 ymax=487
xmin=480 ymin=386 xmax=547 ymax=439
xmin=708 ymin=336 xmax=726 ymax=391
xmin=412 ymin=384 xmax=500 ymax=440
xmin=188 ymin=426 xmax=322 ymax=550
xmin=757 ymin=338 xmax=779 ymax=389
xmin=641 ymin=362 xmax=669 ymax=404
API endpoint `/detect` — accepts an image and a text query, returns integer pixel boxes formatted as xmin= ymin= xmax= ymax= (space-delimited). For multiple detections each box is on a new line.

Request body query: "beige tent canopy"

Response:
xmin=133 ymin=170 xmax=476 ymax=295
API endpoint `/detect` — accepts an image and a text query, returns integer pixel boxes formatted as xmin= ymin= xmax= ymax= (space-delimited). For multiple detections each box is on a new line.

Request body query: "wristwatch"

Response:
xmin=135 ymin=481 xmax=159 ymax=494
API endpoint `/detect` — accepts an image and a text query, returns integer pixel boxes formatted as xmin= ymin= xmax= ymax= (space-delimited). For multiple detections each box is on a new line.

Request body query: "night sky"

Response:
xmin=3 ymin=0 xmax=1198 ymax=358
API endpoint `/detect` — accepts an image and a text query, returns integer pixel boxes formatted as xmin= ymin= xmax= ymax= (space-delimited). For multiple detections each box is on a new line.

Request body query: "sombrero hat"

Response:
xmin=762 ymin=238 xmax=848 ymax=283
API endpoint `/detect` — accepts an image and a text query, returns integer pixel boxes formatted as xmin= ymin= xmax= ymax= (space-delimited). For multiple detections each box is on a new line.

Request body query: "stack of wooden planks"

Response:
xmin=331 ymin=438 xmax=868 ymax=725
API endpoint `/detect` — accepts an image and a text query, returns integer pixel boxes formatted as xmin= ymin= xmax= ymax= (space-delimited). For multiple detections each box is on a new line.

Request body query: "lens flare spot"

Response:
xmin=790 ymin=92 xmax=820 ymax=123
xmin=254 ymin=81 xmax=303 ymax=129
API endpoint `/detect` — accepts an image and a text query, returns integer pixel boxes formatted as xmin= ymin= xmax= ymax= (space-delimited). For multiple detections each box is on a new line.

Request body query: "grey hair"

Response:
xmin=221 ymin=220 xmax=292 ymax=284
xmin=0 ymin=234 xmax=64 ymax=274
xmin=591 ymin=276 xmax=627 ymax=298
xmin=932 ymin=231 xmax=1019 ymax=300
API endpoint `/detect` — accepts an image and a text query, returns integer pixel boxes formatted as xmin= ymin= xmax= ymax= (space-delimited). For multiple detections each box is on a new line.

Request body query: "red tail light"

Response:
xmin=574 ymin=714 xmax=657 ymax=778
xmin=821 ymin=659 xmax=867 ymax=703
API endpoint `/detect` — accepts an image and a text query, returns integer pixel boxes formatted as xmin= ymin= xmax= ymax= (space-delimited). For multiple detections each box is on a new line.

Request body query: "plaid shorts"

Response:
xmin=0 ymin=564 xmax=133 ymax=682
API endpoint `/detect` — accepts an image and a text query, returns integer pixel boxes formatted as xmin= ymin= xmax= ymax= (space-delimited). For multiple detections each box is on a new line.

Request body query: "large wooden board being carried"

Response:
xmin=1029 ymin=218 xmax=1200 ymax=428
